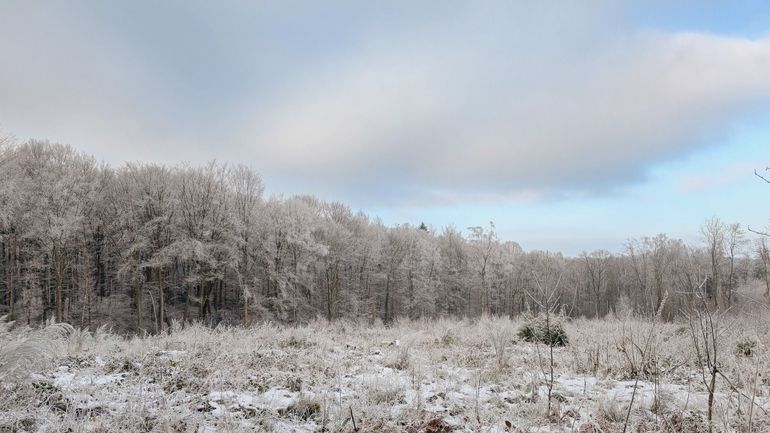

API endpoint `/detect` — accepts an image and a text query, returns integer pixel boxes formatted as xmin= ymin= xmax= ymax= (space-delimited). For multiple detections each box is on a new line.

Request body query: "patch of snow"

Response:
xmin=269 ymin=420 xmax=317 ymax=433
xmin=157 ymin=350 xmax=187 ymax=361
xmin=207 ymin=387 xmax=299 ymax=417
xmin=261 ymin=387 xmax=298 ymax=412
xmin=52 ymin=371 xmax=127 ymax=388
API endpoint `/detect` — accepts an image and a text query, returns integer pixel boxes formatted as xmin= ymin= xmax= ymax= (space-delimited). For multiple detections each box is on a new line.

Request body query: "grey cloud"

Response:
xmin=1 ymin=1 xmax=770 ymax=206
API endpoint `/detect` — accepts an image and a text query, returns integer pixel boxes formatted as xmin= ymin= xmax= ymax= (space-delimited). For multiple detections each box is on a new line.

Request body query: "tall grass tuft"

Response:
xmin=0 ymin=316 xmax=74 ymax=382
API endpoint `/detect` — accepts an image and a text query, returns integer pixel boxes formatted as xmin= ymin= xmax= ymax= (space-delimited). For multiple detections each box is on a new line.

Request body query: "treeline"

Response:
xmin=0 ymin=138 xmax=768 ymax=332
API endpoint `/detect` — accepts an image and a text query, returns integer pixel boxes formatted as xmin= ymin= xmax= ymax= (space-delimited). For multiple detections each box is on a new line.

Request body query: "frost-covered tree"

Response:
xmin=228 ymin=165 xmax=264 ymax=322
xmin=348 ymin=212 xmax=381 ymax=319
xmin=581 ymin=250 xmax=610 ymax=318
xmin=0 ymin=132 xmax=18 ymax=319
xmin=108 ymin=163 xmax=177 ymax=331
xmin=701 ymin=217 xmax=726 ymax=309
xmin=492 ymin=241 xmax=524 ymax=317
xmin=380 ymin=224 xmax=410 ymax=324
xmin=174 ymin=163 xmax=238 ymax=322
xmin=1 ymin=131 xmax=766 ymax=330
xmin=467 ymin=222 xmax=497 ymax=316
xmin=756 ymin=238 xmax=770 ymax=300
xmin=437 ymin=226 xmax=471 ymax=316
xmin=15 ymin=142 xmax=98 ymax=322
xmin=315 ymin=201 xmax=354 ymax=321
xmin=259 ymin=196 xmax=327 ymax=321
xmin=724 ymin=222 xmax=746 ymax=306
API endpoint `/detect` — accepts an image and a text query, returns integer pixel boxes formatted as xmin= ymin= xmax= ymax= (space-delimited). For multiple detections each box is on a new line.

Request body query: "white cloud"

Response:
xmin=242 ymin=30 xmax=770 ymax=204
xmin=2 ymin=1 xmax=770 ymax=205
xmin=678 ymin=162 xmax=758 ymax=193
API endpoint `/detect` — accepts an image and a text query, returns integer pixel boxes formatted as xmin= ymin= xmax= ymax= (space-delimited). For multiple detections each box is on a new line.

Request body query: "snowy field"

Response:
xmin=1 ymin=316 xmax=769 ymax=433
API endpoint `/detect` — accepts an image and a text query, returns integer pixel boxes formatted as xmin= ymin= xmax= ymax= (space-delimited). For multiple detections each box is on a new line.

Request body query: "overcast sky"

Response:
xmin=2 ymin=1 xmax=770 ymax=254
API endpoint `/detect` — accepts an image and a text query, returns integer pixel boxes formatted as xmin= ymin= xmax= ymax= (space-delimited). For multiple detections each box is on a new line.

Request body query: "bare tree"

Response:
xmin=468 ymin=222 xmax=497 ymax=316
xmin=686 ymin=292 xmax=726 ymax=433
xmin=110 ymin=163 xmax=178 ymax=332
xmin=381 ymin=225 xmax=408 ymax=324
xmin=317 ymin=202 xmax=353 ymax=321
xmin=229 ymin=165 xmax=264 ymax=323
xmin=581 ymin=249 xmax=610 ymax=318
xmin=724 ymin=223 xmax=745 ymax=306
xmin=175 ymin=162 xmax=238 ymax=322
xmin=750 ymin=167 xmax=770 ymax=300
xmin=625 ymin=238 xmax=652 ymax=315
xmin=701 ymin=217 xmax=726 ymax=309
xmin=17 ymin=142 xmax=97 ymax=322
xmin=437 ymin=226 xmax=471 ymax=316
xmin=756 ymin=238 xmax=770 ymax=300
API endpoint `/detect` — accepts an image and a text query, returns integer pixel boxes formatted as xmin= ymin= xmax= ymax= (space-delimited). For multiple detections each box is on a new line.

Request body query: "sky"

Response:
xmin=1 ymin=0 xmax=770 ymax=255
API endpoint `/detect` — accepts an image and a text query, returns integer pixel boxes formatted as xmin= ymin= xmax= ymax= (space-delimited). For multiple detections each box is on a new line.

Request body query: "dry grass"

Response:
xmin=0 ymin=314 xmax=768 ymax=432
xmin=0 ymin=317 xmax=75 ymax=382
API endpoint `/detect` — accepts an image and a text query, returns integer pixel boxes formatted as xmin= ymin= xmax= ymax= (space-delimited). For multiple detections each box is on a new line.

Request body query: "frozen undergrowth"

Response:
xmin=1 ymin=316 xmax=768 ymax=433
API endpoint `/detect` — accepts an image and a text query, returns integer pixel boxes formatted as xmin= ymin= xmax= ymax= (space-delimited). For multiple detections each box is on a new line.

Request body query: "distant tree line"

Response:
xmin=0 ymin=137 xmax=767 ymax=332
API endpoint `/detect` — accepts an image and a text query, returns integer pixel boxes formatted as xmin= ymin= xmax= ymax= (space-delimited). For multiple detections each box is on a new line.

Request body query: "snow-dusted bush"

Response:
xmin=479 ymin=316 xmax=515 ymax=370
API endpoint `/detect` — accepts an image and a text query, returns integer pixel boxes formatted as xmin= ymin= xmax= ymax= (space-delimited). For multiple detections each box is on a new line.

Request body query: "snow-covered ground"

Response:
xmin=1 ymin=316 xmax=768 ymax=432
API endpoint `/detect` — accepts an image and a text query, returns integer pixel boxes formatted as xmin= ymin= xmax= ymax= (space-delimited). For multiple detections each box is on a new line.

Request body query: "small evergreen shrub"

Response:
xmin=735 ymin=337 xmax=757 ymax=357
xmin=516 ymin=315 xmax=569 ymax=347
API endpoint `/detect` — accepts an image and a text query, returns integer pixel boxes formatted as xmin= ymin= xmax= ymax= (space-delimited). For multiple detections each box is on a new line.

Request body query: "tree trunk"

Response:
xmin=14 ymin=243 xmax=20 ymax=320
xmin=708 ymin=366 xmax=716 ymax=432
xmin=654 ymin=272 xmax=664 ymax=312
xmin=243 ymin=294 xmax=249 ymax=323
xmin=711 ymin=255 xmax=721 ymax=310
xmin=55 ymin=262 xmax=64 ymax=322
xmin=45 ymin=257 xmax=51 ymax=320
xmin=325 ymin=268 xmax=333 ymax=321
xmin=727 ymin=258 xmax=735 ymax=307
xmin=766 ymin=272 xmax=770 ymax=300
xmin=198 ymin=283 xmax=206 ymax=320
xmin=135 ymin=277 xmax=143 ymax=330
xmin=480 ymin=267 xmax=487 ymax=316
xmin=149 ymin=289 xmax=158 ymax=333
xmin=157 ymin=267 xmax=165 ymax=333
xmin=384 ymin=273 xmax=391 ymax=324
xmin=5 ymin=243 xmax=13 ymax=320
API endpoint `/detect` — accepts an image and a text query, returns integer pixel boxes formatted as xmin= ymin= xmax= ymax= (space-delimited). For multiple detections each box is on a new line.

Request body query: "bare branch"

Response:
xmin=748 ymin=226 xmax=770 ymax=237
xmin=755 ymin=168 xmax=770 ymax=184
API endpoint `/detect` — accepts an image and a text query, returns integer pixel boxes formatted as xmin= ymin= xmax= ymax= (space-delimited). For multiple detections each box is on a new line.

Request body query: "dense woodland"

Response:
xmin=0 ymin=135 xmax=768 ymax=333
